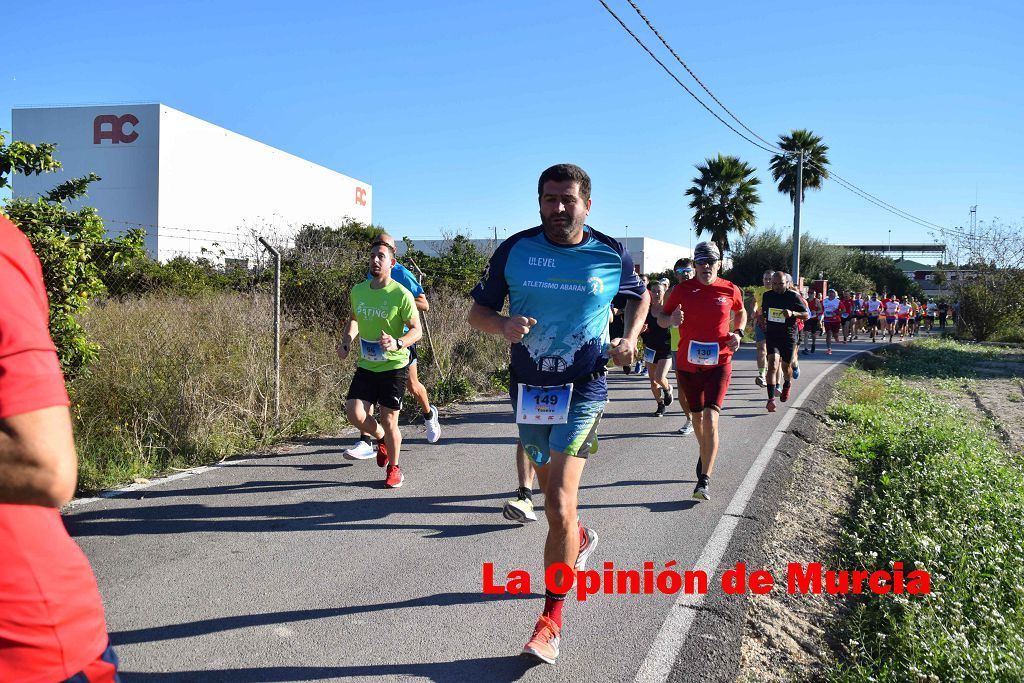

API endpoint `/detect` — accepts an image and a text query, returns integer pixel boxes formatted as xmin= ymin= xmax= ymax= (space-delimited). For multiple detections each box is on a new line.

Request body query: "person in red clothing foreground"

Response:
xmin=0 ymin=215 xmax=119 ymax=683
xmin=658 ymin=241 xmax=747 ymax=502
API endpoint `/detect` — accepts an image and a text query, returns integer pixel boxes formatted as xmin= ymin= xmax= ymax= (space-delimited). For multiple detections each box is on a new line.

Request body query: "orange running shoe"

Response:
xmin=522 ymin=615 xmax=561 ymax=664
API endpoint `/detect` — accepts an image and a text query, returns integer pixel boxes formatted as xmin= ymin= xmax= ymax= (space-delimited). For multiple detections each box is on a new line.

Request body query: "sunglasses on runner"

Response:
xmin=370 ymin=240 xmax=396 ymax=254
xmin=675 ymin=267 xmax=694 ymax=274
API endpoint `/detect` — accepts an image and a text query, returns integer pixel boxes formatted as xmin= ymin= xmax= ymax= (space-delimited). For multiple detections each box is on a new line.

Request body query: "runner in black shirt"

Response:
xmin=640 ymin=281 xmax=674 ymax=416
xmin=761 ymin=272 xmax=808 ymax=412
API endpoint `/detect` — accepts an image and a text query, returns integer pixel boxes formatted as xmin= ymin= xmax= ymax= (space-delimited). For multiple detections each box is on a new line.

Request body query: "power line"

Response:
xmin=623 ymin=0 xmax=784 ymax=153
xmin=601 ymin=0 xmax=966 ymax=238
xmin=595 ymin=0 xmax=782 ymax=156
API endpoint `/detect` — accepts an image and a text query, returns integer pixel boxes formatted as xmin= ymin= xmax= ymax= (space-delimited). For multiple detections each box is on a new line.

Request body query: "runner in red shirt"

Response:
xmin=840 ymin=292 xmax=855 ymax=343
xmin=659 ymin=242 xmax=746 ymax=502
xmin=0 ymin=214 xmax=119 ymax=683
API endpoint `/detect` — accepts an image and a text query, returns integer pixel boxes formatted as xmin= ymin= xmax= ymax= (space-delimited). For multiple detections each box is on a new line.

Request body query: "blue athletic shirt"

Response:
xmin=471 ymin=225 xmax=645 ymax=401
xmin=366 ymin=262 xmax=424 ymax=298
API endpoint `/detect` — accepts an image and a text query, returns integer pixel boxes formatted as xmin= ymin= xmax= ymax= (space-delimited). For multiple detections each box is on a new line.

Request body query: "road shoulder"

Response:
xmin=665 ymin=363 xmax=851 ymax=683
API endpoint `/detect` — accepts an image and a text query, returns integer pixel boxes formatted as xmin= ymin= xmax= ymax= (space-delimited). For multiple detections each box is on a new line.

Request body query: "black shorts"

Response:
xmin=867 ymin=315 xmax=880 ymax=328
xmin=408 ymin=344 xmax=418 ymax=364
xmin=804 ymin=318 xmax=820 ymax=333
xmin=346 ymin=366 xmax=408 ymax=410
xmin=643 ymin=343 xmax=672 ymax=363
xmin=765 ymin=332 xmax=797 ymax=360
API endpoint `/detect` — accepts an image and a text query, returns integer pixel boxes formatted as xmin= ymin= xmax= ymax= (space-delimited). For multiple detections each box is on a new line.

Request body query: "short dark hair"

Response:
xmin=538 ymin=164 xmax=591 ymax=202
xmin=674 ymin=258 xmax=693 ymax=269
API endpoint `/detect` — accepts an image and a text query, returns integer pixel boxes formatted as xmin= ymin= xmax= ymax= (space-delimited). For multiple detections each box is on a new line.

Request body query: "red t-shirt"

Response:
xmin=808 ymin=298 xmax=823 ymax=319
xmin=664 ymin=276 xmax=744 ymax=372
xmin=0 ymin=215 xmax=109 ymax=682
xmin=839 ymin=299 xmax=854 ymax=319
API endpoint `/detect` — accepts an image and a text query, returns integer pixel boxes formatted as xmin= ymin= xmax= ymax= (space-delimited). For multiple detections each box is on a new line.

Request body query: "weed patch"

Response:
xmin=826 ymin=341 xmax=1024 ymax=681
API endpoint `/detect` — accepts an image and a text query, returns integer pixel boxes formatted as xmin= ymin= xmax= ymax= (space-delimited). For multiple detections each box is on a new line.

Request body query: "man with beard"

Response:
xmin=337 ymin=240 xmax=422 ymax=488
xmin=344 ymin=233 xmax=441 ymax=460
xmin=469 ymin=164 xmax=648 ymax=664
xmin=659 ymin=242 xmax=747 ymax=501
xmin=761 ymin=272 xmax=809 ymax=412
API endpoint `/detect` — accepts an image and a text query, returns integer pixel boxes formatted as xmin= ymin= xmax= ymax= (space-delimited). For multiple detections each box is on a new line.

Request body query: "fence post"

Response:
xmin=405 ymin=256 xmax=447 ymax=383
xmin=258 ymin=237 xmax=281 ymax=427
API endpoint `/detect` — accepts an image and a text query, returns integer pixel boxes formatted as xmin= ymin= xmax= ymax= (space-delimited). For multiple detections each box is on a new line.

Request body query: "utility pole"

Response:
xmin=791 ymin=151 xmax=804 ymax=283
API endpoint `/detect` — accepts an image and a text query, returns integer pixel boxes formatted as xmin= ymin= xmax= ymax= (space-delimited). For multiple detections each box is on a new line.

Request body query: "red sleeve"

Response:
xmin=0 ymin=217 xmax=69 ymax=419
xmin=732 ymin=284 xmax=744 ymax=312
xmin=664 ymin=284 xmax=683 ymax=312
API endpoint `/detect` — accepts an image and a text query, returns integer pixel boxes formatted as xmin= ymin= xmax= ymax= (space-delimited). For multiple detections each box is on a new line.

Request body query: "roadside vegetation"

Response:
xmin=825 ymin=338 xmax=1024 ymax=681
xmin=69 ymin=231 xmax=505 ymax=492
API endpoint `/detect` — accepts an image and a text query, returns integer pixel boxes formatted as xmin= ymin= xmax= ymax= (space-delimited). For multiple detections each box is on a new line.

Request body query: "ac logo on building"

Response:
xmin=355 ymin=186 xmax=368 ymax=206
xmin=94 ymin=114 xmax=139 ymax=144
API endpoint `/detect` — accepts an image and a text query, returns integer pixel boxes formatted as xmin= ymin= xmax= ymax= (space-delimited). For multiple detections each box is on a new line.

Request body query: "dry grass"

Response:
xmin=70 ymin=288 xmax=507 ymax=491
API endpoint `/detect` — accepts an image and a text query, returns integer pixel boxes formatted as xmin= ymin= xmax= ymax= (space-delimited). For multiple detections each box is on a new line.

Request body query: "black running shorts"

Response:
xmin=765 ymin=332 xmax=797 ymax=360
xmin=346 ymin=366 xmax=408 ymax=411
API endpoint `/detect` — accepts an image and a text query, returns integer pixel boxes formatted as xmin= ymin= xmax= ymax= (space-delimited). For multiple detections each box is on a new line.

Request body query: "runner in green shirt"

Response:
xmin=337 ymin=239 xmax=422 ymax=488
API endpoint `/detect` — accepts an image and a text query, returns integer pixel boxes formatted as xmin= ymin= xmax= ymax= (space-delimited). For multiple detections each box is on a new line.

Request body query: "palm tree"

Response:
xmin=685 ymin=154 xmax=761 ymax=253
xmin=769 ymin=129 xmax=830 ymax=203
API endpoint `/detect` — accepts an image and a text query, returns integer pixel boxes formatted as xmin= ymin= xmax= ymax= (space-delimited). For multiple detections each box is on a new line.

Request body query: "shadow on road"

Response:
xmin=121 ymin=480 xmax=345 ymax=499
xmin=65 ymin=491 xmax=516 ymax=539
xmin=119 ymin=655 xmax=540 ymax=682
xmin=111 ymin=591 xmax=538 ymax=646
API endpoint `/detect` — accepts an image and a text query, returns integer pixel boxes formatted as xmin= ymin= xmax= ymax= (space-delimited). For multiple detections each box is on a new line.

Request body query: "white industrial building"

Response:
xmin=400 ymin=234 xmax=692 ymax=274
xmin=12 ymin=104 xmax=372 ymax=261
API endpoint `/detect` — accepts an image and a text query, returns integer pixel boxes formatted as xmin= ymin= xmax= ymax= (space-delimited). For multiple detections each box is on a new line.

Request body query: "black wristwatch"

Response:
xmin=396 ymin=339 xmax=404 ymax=349
xmin=732 ymin=329 xmax=744 ymax=338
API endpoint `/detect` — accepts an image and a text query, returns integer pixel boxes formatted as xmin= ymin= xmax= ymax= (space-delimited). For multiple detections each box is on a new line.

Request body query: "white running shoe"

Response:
xmin=343 ymin=440 xmax=375 ymax=460
xmin=677 ymin=417 xmax=694 ymax=435
xmin=424 ymin=405 xmax=441 ymax=443
xmin=574 ymin=527 xmax=599 ymax=571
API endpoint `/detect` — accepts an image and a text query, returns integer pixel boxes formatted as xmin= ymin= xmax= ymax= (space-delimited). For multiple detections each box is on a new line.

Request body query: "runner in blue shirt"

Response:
xmin=469 ymin=164 xmax=648 ymax=664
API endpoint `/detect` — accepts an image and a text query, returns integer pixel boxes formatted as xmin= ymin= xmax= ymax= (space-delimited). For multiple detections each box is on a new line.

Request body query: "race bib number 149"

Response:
xmin=517 ymin=384 xmax=573 ymax=424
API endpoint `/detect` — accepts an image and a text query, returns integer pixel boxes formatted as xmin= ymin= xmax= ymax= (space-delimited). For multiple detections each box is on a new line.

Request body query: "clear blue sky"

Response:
xmin=3 ymin=0 xmax=1021 ymax=261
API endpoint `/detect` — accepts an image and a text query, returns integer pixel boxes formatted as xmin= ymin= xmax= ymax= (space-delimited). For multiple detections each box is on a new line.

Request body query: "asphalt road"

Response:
xmin=65 ymin=340 xmax=878 ymax=682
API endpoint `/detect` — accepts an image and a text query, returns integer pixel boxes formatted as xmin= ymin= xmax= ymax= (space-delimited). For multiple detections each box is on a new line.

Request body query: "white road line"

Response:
xmin=635 ymin=349 xmax=872 ymax=682
xmin=65 ymin=458 xmax=255 ymax=509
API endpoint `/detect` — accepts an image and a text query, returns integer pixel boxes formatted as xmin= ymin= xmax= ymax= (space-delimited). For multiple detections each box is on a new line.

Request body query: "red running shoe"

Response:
xmin=780 ymin=384 xmax=792 ymax=402
xmin=377 ymin=441 xmax=389 ymax=468
xmin=766 ymin=398 xmax=777 ymax=413
xmin=385 ymin=465 xmax=404 ymax=488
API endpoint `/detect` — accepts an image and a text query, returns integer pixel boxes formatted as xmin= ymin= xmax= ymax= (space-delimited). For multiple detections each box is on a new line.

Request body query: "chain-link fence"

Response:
xmin=70 ymin=226 xmax=506 ymax=491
